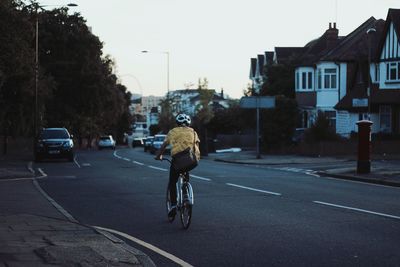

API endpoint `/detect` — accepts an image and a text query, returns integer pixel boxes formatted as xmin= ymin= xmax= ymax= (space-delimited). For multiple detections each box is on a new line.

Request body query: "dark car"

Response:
xmin=35 ymin=128 xmax=74 ymax=162
xmin=143 ymin=136 xmax=154 ymax=152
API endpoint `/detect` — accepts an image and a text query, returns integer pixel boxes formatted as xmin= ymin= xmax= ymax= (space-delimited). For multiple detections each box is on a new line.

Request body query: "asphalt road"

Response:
xmin=35 ymin=148 xmax=400 ymax=267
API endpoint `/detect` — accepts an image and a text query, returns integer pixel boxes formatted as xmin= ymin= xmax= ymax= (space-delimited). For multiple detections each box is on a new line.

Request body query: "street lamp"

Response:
xmin=34 ymin=3 xmax=77 ymax=138
xmin=366 ymin=27 xmax=376 ymax=121
xmin=141 ymin=50 xmax=170 ymax=98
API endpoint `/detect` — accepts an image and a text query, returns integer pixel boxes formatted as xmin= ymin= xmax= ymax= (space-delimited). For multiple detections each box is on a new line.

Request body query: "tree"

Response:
xmin=0 ymin=0 xmax=36 ymax=139
xmin=260 ymin=96 xmax=298 ymax=150
xmin=261 ymin=64 xmax=295 ymax=98
xmin=304 ymin=111 xmax=341 ymax=143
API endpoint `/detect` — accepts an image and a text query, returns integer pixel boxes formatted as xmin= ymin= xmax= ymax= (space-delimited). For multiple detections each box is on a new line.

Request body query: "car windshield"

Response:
xmin=100 ymin=137 xmax=111 ymax=141
xmin=40 ymin=129 xmax=69 ymax=139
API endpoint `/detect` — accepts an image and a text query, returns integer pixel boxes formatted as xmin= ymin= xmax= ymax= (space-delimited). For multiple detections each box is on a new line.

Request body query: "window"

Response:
xmin=317 ymin=69 xmax=322 ymax=89
xmin=324 ymin=68 xmax=337 ymax=89
xmin=379 ymin=105 xmax=392 ymax=132
xmin=308 ymin=72 xmax=312 ymax=89
xmin=386 ymin=62 xmax=400 ymax=81
xmin=299 ymin=70 xmax=313 ymax=90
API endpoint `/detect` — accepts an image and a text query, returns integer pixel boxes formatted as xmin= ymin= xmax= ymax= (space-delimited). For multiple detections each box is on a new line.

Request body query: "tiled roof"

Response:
xmin=297 ymin=23 xmax=343 ymax=66
xmin=264 ymin=51 xmax=274 ymax=65
xmin=250 ymin=58 xmax=257 ymax=78
xmin=274 ymin=47 xmax=306 ymax=64
xmin=257 ymin=54 xmax=265 ymax=75
xmin=322 ymin=18 xmax=385 ymax=62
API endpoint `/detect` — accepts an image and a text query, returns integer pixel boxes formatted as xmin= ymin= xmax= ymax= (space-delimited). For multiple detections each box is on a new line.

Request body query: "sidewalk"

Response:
xmin=0 ymin=155 xmax=155 ymax=267
xmin=207 ymin=150 xmax=400 ymax=187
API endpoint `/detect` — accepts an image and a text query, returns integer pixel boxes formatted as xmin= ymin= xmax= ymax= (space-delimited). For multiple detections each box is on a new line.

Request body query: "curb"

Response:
xmin=316 ymin=171 xmax=400 ymax=187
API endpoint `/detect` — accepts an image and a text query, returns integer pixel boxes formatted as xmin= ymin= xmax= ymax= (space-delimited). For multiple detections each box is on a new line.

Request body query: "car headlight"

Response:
xmin=63 ymin=140 xmax=73 ymax=148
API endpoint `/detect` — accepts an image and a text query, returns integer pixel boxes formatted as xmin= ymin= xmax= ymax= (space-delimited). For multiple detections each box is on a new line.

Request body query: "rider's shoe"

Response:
xmin=168 ymin=205 xmax=177 ymax=218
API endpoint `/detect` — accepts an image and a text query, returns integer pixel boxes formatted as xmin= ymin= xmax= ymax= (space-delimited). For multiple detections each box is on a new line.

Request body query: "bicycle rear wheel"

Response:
xmin=166 ymin=187 xmax=175 ymax=222
xmin=180 ymin=183 xmax=193 ymax=229
xmin=180 ymin=202 xmax=192 ymax=229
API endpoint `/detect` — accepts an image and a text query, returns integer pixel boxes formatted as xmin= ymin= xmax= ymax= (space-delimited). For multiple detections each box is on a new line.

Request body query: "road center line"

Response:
xmin=313 ymin=201 xmax=400 ymax=220
xmin=190 ymin=174 xmax=211 ymax=181
xmin=148 ymin=166 xmax=168 ymax=172
xmin=226 ymin=183 xmax=281 ymax=196
xmin=93 ymin=226 xmax=193 ymax=267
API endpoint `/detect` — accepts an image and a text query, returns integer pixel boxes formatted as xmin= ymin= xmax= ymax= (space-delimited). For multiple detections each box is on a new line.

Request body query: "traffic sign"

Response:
xmin=239 ymin=96 xmax=275 ymax=109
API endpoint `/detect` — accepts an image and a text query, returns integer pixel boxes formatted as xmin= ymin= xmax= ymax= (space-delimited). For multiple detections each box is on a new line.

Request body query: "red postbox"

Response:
xmin=356 ymin=120 xmax=373 ymax=174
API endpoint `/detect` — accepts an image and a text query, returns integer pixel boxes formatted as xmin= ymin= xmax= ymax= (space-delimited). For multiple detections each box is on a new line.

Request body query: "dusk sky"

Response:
xmin=47 ymin=0 xmax=399 ymax=99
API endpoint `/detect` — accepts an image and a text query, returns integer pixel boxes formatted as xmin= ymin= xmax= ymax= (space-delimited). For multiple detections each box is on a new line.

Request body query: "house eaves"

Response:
xmin=376 ymin=8 xmax=400 ymax=61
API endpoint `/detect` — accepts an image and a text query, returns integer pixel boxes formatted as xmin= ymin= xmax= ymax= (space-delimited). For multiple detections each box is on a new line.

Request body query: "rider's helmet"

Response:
xmin=176 ymin=113 xmax=191 ymax=126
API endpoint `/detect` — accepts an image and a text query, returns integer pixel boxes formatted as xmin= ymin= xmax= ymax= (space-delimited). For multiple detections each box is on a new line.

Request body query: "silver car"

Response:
xmin=98 ymin=135 xmax=116 ymax=150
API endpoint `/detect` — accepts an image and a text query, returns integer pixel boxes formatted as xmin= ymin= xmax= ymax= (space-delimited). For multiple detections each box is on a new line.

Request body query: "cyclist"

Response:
xmin=155 ymin=113 xmax=200 ymax=217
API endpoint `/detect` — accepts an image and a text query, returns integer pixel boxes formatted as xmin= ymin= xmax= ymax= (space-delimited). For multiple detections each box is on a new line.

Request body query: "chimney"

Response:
xmin=326 ymin=22 xmax=339 ymax=49
xmin=220 ymin=88 xmax=224 ymax=99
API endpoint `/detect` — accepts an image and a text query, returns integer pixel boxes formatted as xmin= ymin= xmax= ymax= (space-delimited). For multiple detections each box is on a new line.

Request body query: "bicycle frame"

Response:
xmin=176 ymin=173 xmax=194 ymax=207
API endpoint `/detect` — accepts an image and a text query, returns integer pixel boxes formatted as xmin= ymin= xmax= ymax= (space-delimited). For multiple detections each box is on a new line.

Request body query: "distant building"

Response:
xmin=168 ymin=88 xmax=229 ymax=116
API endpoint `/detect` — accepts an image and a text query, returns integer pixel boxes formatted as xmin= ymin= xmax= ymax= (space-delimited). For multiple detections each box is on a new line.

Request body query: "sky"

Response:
xmin=44 ymin=0 xmax=399 ymax=99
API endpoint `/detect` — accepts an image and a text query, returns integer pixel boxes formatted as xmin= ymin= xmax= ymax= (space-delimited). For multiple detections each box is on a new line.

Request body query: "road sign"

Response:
xmin=240 ymin=96 xmax=275 ymax=109
xmin=239 ymin=96 xmax=276 ymax=159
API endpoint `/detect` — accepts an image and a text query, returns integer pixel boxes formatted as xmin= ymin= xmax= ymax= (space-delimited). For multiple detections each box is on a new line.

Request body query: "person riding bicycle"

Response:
xmin=154 ymin=113 xmax=200 ymax=217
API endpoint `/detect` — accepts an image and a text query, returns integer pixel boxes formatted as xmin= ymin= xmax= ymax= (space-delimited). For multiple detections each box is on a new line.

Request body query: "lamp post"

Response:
xmin=366 ymin=27 xmax=376 ymax=120
xmin=141 ymin=50 xmax=170 ymax=98
xmin=33 ymin=3 xmax=77 ymax=138
xmin=120 ymin=74 xmax=143 ymax=95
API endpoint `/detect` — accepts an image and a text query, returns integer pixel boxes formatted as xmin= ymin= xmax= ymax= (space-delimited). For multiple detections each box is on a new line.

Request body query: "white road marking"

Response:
xmin=314 ymin=201 xmax=400 ymax=220
xmin=32 ymin=179 xmax=78 ymax=223
xmin=306 ymin=171 xmax=320 ymax=177
xmin=190 ymin=174 xmax=212 ymax=181
xmin=38 ymin=168 xmax=47 ymax=178
xmin=122 ymin=158 xmax=130 ymax=161
xmin=113 ymin=150 xmax=122 ymax=159
xmin=148 ymin=166 xmax=168 ymax=172
xmin=28 ymin=162 xmax=35 ymax=174
xmin=133 ymin=161 xmax=144 ymax=166
xmin=93 ymin=226 xmax=193 ymax=267
xmin=74 ymin=158 xmax=81 ymax=168
xmin=226 ymin=183 xmax=282 ymax=196
xmin=82 ymin=163 xmax=91 ymax=167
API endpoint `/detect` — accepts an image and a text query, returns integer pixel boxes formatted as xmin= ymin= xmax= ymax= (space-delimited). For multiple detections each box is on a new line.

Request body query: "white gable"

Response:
xmin=380 ymin=22 xmax=400 ymax=60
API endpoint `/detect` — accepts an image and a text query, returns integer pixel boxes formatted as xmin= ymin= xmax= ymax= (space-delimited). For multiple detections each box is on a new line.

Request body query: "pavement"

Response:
xmin=0 ymin=152 xmax=156 ymax=267
xmin=1 ymin=149 xmax=399 ymax=266
xmin=207 ymin=150 xmax=400 ymax=187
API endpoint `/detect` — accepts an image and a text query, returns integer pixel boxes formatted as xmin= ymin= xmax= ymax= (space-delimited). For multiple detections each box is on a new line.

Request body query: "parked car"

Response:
xmin=34 ymin=128 xmax=74 ymax=162
xmin=143 ymin=136 xmax=154 ymax=152
xmin=98 ymin=135 xmax=116 ymax=150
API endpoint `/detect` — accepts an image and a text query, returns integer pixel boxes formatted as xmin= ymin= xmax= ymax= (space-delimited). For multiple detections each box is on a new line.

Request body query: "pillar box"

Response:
xmin=356 ymin=120 xmax=373 ymax=174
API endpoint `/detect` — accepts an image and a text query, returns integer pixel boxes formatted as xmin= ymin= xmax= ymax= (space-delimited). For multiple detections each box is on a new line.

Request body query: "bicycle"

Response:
xmin=163 ymin=158 xmax=194 ymax=229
